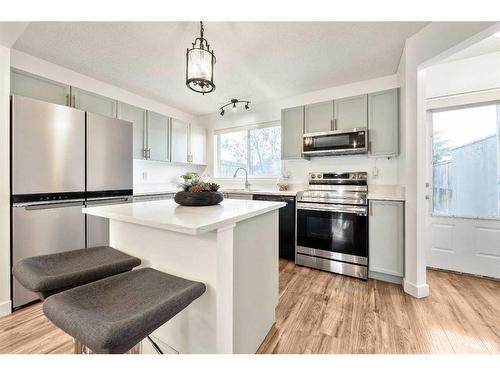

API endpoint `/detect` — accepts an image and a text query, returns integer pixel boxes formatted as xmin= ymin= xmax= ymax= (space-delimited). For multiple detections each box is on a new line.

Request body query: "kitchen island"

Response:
xmin=83 ymin=198 xmax=285 ymax=354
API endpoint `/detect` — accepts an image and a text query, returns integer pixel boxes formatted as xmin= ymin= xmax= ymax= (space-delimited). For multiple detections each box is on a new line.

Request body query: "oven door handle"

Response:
xmin=297 ymin=203 xmax=368 ymax=216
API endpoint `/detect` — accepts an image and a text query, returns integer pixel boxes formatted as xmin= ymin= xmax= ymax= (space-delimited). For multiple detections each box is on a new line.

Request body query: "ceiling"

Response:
xmin=441 ymin=33 xmax=500 ymax=63
xmin=13 ymin=22 xmax=428 ymax=116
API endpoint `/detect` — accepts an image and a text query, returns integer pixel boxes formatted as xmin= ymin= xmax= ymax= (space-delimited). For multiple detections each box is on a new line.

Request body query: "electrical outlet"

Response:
xmin=372 ymin=166 xmax=379 ymax=178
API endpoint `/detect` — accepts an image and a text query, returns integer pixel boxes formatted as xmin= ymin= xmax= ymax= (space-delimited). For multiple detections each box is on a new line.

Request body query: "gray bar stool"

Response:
xmin=13 ymin=246 xmax=141 ymax=300
xmin=43 ymin=268 xmax=206 ymax=354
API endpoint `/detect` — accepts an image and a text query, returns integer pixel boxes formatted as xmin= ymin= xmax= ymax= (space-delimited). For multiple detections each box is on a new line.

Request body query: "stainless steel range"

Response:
xmin=296 ymin=172 xmax=368 ymax=279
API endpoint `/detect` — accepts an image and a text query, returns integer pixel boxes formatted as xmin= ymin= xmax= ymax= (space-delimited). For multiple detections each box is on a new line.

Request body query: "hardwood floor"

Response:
xmin=1 ymin=260 xmax=499 ymax=354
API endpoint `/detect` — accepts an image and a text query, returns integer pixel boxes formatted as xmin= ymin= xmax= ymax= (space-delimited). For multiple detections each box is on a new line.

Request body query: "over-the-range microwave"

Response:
xmin=302 ymin=128 xmax=368 ymax=156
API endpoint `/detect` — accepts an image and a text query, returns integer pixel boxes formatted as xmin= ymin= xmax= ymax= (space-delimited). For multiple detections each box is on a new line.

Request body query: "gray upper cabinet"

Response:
xmin=281 ymin=106 xmax=305 ymax=160
xmin=333 ymin=94 xmax=367 ymax=130
xmin=72 ymin=87 xmax=117 ymax=118
xmin=170 ymin=118 xmax=189 ymax=163
xmin=190 ymin=123 xmax=207 ymax=165
xmin=368 ymin=88 xmax=399 ymax=157
xmin=11 ymin=69 xmax=70 ymax=106
xmin=369 ymin=200 xmax=404 ymax=278
xmin=147 ymin=111 xmax=170 ymax=162
xmin=304 ymin=100 xmax=334 ymax=134
xmin=117 ymin=102 xmax=146 ymax=160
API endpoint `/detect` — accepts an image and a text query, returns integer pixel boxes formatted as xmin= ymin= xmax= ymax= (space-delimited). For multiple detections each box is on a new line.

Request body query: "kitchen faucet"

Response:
xmin=233 ymin=167 xmax=251 ymax=190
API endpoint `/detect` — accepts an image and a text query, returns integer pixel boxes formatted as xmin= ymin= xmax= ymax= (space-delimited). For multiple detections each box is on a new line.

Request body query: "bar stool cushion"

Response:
xmin=13 ymin=246 xmax=141 ymax=299
xmin=43 ymin=267 xmax=206 ymax=354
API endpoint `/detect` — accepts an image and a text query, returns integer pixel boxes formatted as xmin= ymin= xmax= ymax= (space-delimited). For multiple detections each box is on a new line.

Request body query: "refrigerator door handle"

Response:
xmin=18 ymin=200 xmax=85 ymax=210
xmin=86 ymin=197 xmax=132 ymax=205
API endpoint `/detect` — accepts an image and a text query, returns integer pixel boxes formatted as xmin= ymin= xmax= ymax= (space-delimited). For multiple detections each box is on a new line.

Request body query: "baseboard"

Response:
xmin=0 ymin=300 xmax=12 ymax=317
xmin=403 ymin=279 xmax=429 ymax=298
xmin=369 ymin=271 xmax=403 ymax=285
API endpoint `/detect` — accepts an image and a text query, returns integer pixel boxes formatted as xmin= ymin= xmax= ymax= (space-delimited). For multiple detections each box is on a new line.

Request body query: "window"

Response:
xmin=431 ymin=103 xmax=500 ymax=218
xmin=215 ymin=122 xmax=281 ymax=178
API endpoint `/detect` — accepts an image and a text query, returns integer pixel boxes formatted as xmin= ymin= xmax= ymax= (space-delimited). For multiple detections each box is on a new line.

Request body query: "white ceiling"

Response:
xmin=13 ymin=22 xmax=428 ymax=116
xmin=441 ymin=33 xmax=500 ymax=63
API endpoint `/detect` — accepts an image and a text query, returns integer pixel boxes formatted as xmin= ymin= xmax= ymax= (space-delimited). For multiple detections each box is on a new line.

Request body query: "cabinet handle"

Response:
xmin=333 ymin=118 xmax=337 ymax=130
xmin=65 ymin=94 xmax=70 ymax=106
xmin=369 ymin=201 xmax=373 ymax=216
xmin=71 ymin=95 xmax=76 ymax=108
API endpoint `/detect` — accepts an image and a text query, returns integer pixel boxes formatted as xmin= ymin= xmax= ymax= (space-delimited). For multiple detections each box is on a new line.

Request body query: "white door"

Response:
xmin=426 ymin=103 xmax=500 ymax=278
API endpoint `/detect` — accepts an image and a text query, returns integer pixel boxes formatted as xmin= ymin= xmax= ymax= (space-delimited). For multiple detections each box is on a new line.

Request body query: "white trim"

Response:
xmin=426 ymin=88 xmax=500 ymax=111
xmin=403 ymin=279 xmax=429 ymax=298
xmin=0 ymin=300 xmax=12 ymax=317
xmin=213 ymin=120 xmax=280 ymax=135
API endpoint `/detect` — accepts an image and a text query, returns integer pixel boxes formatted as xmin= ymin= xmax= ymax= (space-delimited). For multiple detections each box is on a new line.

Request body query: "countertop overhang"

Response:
xmin=83 ymin=199 xmax=285 ymax=235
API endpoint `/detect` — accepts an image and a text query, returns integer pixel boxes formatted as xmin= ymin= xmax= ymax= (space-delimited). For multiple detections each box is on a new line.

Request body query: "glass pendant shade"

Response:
xmin=186 ymin=22 xmax=216 ymax=94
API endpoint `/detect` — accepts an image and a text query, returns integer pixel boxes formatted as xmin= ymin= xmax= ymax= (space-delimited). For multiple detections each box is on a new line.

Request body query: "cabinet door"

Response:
xmin=369 ymin=200 xmax=404 ymax=277
xmin=304 ymin=100 xmax=334 ymax=134
xmin=11 ymin=69 xmax=70 ymax=106
xmin=333 ymin=94 xmax=367 ymax=130
xmin=190 ymin=123 xmax=207 ymax=164
xmin=170 ymin=118 xmax=189 ymax=163
xmin=368 ymin=88 xmax=399 ymax=157
xmin=117 ymin=102 xmax=146 ymax=160
xmin=147 ymin=111 xmax=170 ymax=162
xmin=72 ymin=87 xmax=117 ymax=117
xmin=281 ymin=106 xmax=305 ymax=160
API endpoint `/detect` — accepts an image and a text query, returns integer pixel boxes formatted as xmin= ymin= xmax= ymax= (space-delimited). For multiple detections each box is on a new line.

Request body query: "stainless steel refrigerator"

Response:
xmin=11 ymin=95 xmax=133 ymax=308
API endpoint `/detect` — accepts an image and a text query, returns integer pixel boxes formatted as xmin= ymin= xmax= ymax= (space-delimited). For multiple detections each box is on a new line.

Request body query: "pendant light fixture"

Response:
xmin=219 ymin=99 xmax=251 ymax=116
xmin=186 ymin=21 xmax=216 ymax=95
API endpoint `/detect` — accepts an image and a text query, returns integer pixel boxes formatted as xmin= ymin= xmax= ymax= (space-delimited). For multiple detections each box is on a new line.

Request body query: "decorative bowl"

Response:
xmin=174 ymin=191 xmax=224 ymax=206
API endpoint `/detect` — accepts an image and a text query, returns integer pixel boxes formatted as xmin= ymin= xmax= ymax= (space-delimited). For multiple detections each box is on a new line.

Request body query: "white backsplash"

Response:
xmin=133 ymin=160 xmax=207 ymax=193
xmin=283 ymin=154 xmax=401 ymax=186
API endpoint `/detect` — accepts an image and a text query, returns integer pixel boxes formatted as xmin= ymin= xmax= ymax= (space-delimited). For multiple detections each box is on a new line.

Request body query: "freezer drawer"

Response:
xmin=12 ymin=95 xmax=86 ymax=195
xmin=85 ymin=197 xmax=132 ymax=247
xmin=12 ymin=200 xmax=85 ymax=308
xmin=86 ymin=112 xmax=133 ymax=193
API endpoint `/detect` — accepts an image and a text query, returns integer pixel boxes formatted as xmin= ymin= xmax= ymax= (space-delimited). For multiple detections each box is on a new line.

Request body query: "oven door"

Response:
xmin=296 ymin=203 xmax=368 ymax=264
xmin=303 ymin=128 xmax=367 ymax=155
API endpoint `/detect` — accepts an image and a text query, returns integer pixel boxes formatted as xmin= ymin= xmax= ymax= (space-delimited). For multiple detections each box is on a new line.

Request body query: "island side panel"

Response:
xmin=232 ymin=210 xmax=279 ymax=354
xmin=108 ymin=219 xmax=219 ymax=353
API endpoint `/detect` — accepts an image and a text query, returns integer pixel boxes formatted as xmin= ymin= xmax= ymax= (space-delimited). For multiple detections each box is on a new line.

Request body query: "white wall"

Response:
xmin=199 ymin=74 xmax=401 ymax=189
xmin=426 ymin=51 xmax=500 ymax=98
xmin=399 ymin=21 xmax=497 ymax=298
xmin=0 ymin=46 xmax=11 ymax=316
xmin=133 ymin=160 xmax=207 ymax=194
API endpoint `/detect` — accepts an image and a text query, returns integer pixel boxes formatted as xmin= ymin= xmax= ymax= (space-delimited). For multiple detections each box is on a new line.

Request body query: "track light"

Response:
xmin=218 ymin=99 xmax=252 ymax=116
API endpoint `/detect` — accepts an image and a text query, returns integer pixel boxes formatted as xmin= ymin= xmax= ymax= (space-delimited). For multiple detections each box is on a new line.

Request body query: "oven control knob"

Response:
xmin=311 ymin=174 xmax=316 ymax=179
xmin=317 ymin=174 xmax=322 ymax=179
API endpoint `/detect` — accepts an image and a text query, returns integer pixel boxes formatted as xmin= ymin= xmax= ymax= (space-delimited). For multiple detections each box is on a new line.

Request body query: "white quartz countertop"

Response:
xmin=367 ymin=185 xmax=405 ymax=201
xmin=83 ymin=199 xmax=285 ymax=235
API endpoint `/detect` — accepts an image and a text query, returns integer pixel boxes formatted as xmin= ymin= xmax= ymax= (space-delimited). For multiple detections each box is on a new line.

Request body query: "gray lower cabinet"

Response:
xmin=170 ymin=118 xmax=189 ymax=163
xmin=11 ymin=68 xmax=71 ymax=106
xmin=333 ymin=94 xmax=367 ymax=130
xmin=304 ymin=100 xmax=334 ymax=134
xmin=369 ymin=200 xmax=404 ymax=283
xmin=368 ymin=88 xmax=399 ymax=157
xmin=281 ymin=105 xmax=305 ymax=160
xmin=71 ymin=87 xmax=117 ymax=118
xmin=117 ymin=102 xmax=147 ymax=160
xmin=147 ymin=111 xmax=170 ymax=162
